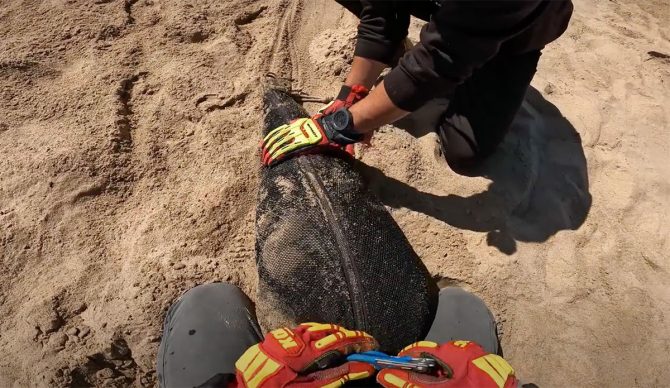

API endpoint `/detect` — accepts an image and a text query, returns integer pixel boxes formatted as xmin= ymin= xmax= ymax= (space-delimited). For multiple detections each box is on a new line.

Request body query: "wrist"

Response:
xmin=348 ymin=104 xmax=371 ymax=134
xmin=318 ymin=108 xmax=364 ymax=145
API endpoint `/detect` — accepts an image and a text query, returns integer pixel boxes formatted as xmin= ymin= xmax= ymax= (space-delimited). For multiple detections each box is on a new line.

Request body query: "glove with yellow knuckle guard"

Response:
xmin=376 ymin=340 xmax=519 ymax=388
xmin=261 ymin=108 xmax=363 ymax=167
xmin=232 ymin=323 xmax=378 ymax=388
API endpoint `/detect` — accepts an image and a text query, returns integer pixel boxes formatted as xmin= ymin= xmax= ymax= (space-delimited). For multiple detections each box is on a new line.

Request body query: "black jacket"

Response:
xmin=353 ymin=0 xmax=574 ymax=111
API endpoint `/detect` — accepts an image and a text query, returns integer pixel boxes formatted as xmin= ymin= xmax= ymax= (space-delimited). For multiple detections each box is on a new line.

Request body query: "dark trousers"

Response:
xmin=157 ymin=283 xmax=499 ymax=388
xmin=336 ymin=0 xmax=541 ymax=164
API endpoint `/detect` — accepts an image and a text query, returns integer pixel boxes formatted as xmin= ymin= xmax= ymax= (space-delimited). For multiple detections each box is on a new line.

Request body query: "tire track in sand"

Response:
xmin=265 ymin=0 xmax=303 ymax=83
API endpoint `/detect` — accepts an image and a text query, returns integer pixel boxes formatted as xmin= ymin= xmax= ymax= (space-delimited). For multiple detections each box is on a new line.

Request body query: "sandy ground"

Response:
xmin=1 ymin=0 xmax=669 ymax=386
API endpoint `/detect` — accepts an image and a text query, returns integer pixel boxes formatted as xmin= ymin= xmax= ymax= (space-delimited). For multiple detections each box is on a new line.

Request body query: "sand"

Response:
xmin=0 ymin=0 xmax=668 ymax=386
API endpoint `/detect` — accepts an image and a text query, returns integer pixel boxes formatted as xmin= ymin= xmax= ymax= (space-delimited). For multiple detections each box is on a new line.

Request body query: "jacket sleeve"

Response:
xmin=384 ymin=1 xmax=550 ymax=112
xmin=353 ymin=1 xmax=411 ymax=65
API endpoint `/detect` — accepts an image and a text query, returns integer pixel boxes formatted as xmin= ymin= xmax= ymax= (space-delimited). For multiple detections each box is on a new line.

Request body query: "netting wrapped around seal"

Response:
xmin=255 ymin=88 xmax=438 ymax=353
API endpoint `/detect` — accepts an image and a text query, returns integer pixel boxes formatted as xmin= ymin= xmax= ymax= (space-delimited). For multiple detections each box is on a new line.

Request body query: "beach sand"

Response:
xmin=1 ymin=0 xmax=668 ymax=386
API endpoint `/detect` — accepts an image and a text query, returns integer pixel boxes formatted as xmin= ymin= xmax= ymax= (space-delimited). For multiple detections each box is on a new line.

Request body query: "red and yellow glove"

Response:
xmin=261 ymin=85 xmax=369 ymax=166
xmin=261 ymin=110 xmax=363 ymax=166
xmin=318 ymin=84 xmax=369 ymax=117
xmin=377 ymin=341 xmax=518 ymax=388
xmin=234 ymin=323 xmax=378 ymax=388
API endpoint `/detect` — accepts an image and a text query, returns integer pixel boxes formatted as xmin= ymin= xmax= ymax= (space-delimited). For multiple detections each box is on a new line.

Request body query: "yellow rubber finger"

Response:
xmin=337 ymin=327 xmax=373 ymax=339
xmin=263 ymin=133 xmax=299 ymax=163
xmin=303 ymin=323 xmax=372 ymax=339
xmin=268 ymin=136 xmax=304 ymax=159
xmin=346 ymin=371 xmax=372 ymax=382
xmin=266 ymin=126 xmax=303 ymax=155
xmin=320 ymin=371 xmax=372 ymax=388
xmin=262 ymin=139 xmax=290 ymax=164
xmin=314 ymin=331 xmax=373 ymax=350
xmin=399 ymin=341 xmax=439 ymax=354
xmin=265 ymin=153 xmax=286 ymax=167
xmin=472 ymin=354 xmax=515 ymax=387
xmin=262 ymin=123 xmax=291 ymax=144
xmin=263 ymin=127 xmax=296 ymax=154
xmin=452 ymin=340 xmax=471 ymax=348
xmin=314 ymin=333 xmax=341 ymax=349
xmin=377 ymin=370 xmax=420 ymax=388
xmin=303 ymin=323 xmax=339 ymax=333
xmin=317 ymin=361 xmax=375 ymax=388
xmin=262 ymin=128 xmax=294 ymax=156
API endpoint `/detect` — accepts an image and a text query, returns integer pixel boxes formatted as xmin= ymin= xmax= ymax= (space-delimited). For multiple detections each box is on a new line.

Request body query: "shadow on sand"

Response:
xmin=356 ymin=87 xmax=592 ymax=255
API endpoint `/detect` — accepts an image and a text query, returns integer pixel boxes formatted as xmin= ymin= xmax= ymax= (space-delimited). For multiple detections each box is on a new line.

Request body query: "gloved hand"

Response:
xmin=377 ymin=341 xmax=518 ymax=388
xmin=319 ymin=85 xmax=372 ymax=154
xmin=318 ymin=84 xmax=369 ymax=117
xmin=261 ymin=109 xmax=363 ymax=166
xmin=234 ymin=323 xmax=378 ymax=388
